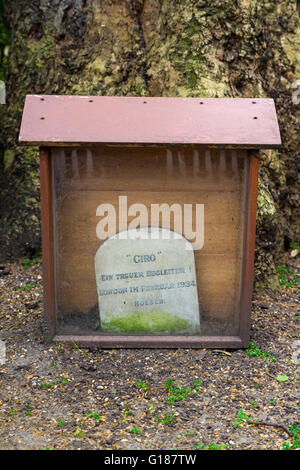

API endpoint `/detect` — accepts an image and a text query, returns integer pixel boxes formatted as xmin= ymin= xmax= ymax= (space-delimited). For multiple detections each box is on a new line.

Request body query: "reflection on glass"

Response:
xmin=51 ymin=147 xmax=247 ymax=336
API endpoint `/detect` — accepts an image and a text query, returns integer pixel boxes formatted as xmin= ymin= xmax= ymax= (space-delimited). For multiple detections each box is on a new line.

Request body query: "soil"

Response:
xmin=0 ymin=260 xmax=299 ymax=450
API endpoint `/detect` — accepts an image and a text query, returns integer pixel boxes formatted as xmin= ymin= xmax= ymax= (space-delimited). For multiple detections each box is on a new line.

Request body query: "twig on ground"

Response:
xmin=213 ymin=350 xmax=232 ymax=356
xmin=248 ymin=420 xmax=293 ymax=436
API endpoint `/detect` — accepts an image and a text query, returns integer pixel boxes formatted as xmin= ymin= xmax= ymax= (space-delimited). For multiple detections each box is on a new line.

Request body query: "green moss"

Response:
xmin=256 ymin=177 xmax=277 ymax=223
xmin=282 ymin=22 xmax=300 ymax=75
xmin=26 ymin=37 xmax=54 ymax=68
xmin=102 ymin=310 xmax=192 ymax=333
xmin=0 ymin=145 xmax=40 ymax=259
xmin=3 ymin=149 xmax=14 ymax=171
xmin=185 ymin=14 xmax=201 ymax=37
xmin=267 ymin=150 xmax=285 ymax=178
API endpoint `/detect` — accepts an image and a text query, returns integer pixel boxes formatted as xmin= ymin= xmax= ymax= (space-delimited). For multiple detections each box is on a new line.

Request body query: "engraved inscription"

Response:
xmin=95 ymin=228 xmax=200 ymax=335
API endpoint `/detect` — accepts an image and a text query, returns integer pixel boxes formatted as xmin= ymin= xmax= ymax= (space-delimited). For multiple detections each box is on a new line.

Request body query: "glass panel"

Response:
xmin=51 ymin=147 xmax=247 ymax=336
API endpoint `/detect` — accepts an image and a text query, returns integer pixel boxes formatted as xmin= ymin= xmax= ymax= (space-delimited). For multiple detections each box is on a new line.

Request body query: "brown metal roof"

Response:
xmin=19 ymin=95 xmax=281 ymax=148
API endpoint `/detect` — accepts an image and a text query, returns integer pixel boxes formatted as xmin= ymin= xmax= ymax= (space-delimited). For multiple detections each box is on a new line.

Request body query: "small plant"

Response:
xmin=251 ymin=401 xmax=260 ymax=409
xmin=122 ymin=403 xmax=131 ymax=418
xmin=73 ymin=426 xmax=84 ymax=438
xmin=131 ymin=425 xmax=141 ymax=436
xmin=71 ymin=340 xmax=88 ymax=357
xmin=245 ymin=340 xmax=276 ymax=362
xmin=23 ymin=402 xmax=31 ymax=416
xmin=56 ymin=419 xmax=65 ymax=427
xmin=276 ymin=264 xmax=300 ymax=288
xmin=15 ymin=283 xmax=37 ymax=291
xmin=281 ymin=425 xmax=300 ymax=450
xmin=40 ymin=376 xmax=70 ymax=389
xmin=164 ymin=378 xmax=193 ymax=405
xmin=193 ymin=379 xmax=203 ymax=390
xmin=195 ymin=442 xmax=229 ymax=450
xmin=137 ymin=379 xmax=149 ymax=391
xmin=155 ymin=411 xmax=175 ymax=426
xmin=59 ymin=376 xmax=71 ymax=386
xmin=85 ymin=411 xmax=101 ymax=422
xmin=233 ymin=409 xmax=251 ymax=428
xmin=148 ymin=400 xmax=156 ymax=415
xmin=165 ymin=378 xmax=174 ymax=390
xmin=23 ymin=250 xmax=41 ymax=269
xmin=40 ymin=380 xmax=58 ymax=389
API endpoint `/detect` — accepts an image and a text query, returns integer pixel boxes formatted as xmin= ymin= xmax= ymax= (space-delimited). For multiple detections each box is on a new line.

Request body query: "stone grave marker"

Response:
xmin=95 ymin=228 xmax=200 ymax=334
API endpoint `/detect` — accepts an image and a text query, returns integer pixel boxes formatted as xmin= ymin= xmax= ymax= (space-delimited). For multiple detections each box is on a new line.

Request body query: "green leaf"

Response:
xmin=276 ymin=375 xmax=289 ymax=382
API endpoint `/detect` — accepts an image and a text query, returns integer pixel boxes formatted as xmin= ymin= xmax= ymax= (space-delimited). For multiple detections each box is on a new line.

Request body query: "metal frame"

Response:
xmin=39 ymin=147 xmax=259 ymax=348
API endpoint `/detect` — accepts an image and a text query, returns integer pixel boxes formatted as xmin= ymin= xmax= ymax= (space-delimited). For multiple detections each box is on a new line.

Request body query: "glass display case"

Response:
xmin=19 ymin=95 xmax=281 ymax=347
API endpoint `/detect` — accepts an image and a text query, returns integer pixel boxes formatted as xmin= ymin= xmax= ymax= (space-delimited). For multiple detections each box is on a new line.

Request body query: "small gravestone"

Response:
xmin=95 ymin=228 xmax=200 ymax=334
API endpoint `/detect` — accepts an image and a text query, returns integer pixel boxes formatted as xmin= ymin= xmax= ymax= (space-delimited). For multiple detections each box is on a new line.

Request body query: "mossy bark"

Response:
xmin=0 ymin=0 xmax=299 ymax=288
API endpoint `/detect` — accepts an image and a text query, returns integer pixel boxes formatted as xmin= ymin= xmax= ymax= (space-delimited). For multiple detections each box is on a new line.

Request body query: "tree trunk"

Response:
xmin=0 ymin=0 xmax=299 ymax=288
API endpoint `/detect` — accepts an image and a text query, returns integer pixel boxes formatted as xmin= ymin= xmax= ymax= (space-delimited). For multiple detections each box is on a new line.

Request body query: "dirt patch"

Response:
xmin=0 ymin=260 xmax=299 ymax=450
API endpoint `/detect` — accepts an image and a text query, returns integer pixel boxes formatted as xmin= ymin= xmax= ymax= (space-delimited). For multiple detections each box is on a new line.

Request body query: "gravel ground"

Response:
xmin=0 ymin=260 xmax=299 ymax=450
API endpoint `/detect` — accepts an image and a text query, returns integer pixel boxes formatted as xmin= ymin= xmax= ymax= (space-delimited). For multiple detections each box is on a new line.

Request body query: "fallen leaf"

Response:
xmin=276 ymin=375 xmax=289 ymax=382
